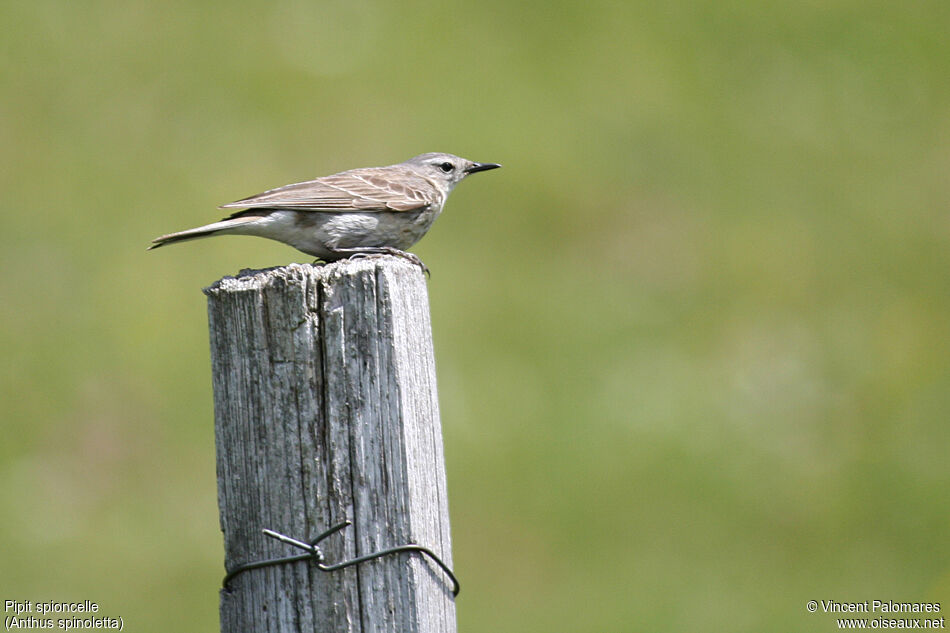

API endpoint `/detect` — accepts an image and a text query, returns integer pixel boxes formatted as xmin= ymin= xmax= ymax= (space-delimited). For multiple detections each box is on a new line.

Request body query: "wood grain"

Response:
xmin=205 ymin=257 xmax=455 ymax=633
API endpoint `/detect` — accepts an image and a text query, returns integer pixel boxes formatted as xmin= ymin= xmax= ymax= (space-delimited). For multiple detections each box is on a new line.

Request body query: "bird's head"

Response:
xmin=406 ymin=153 xmax=501 ymax=189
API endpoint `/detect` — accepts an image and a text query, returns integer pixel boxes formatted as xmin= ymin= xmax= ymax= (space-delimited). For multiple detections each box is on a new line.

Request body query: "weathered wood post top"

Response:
xmin=204 ymin=256 xmax=455 ymax=633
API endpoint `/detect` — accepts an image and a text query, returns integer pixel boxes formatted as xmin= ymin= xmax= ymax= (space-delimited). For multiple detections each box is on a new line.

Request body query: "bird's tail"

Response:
xmin=148 ymin=214 xmax=265 ymax=250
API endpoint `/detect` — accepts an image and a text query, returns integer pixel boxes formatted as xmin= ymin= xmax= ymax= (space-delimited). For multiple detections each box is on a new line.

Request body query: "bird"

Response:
xmin=149 ymin=152 xmax=500 ymax=271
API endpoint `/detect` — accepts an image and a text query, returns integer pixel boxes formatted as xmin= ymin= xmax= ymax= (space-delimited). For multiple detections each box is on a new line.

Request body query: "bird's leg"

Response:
xmin=331 ymin=247 xmax=430 ymax=277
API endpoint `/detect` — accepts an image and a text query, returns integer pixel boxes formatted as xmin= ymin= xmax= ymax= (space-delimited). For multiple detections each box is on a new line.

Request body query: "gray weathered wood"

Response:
xmin=205 ymin=257 xmax=455 ymax=633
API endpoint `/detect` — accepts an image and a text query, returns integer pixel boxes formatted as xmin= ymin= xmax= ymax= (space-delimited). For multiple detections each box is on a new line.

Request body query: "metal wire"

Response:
xmin=222 ymin=520 xmax=459 ymax=597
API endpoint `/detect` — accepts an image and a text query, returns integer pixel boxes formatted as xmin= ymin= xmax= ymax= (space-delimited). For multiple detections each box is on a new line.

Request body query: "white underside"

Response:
xmin=224 ymin=208 xmax=441 ymax=259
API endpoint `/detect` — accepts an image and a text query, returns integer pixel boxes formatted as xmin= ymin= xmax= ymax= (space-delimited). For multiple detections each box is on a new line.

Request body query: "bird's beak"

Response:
xmin=465 ymin=162 xmax=502 ymax=174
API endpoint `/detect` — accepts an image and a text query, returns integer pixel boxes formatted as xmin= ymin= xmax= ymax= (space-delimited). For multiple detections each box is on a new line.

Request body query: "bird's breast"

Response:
xmin=283 ymin=206 xmax=439 ymax=252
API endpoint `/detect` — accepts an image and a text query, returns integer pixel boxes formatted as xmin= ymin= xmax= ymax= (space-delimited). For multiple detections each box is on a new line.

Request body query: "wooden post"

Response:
xmin=204 ymin=258 xmax=456 ymax=633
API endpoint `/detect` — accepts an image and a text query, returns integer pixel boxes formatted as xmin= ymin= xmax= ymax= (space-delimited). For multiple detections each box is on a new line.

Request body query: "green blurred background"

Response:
xmin=2 ymin=0 xmax=949 ymax=631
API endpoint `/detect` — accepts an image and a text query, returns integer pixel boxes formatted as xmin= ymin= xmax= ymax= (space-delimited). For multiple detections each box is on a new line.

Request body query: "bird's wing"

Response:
xmin=219 ymin=167 xmax=435 ymax=213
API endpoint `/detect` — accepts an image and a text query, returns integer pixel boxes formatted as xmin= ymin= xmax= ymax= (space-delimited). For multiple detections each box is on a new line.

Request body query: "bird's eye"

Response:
xmin=439 ymin=162 xmax=454 ymax=173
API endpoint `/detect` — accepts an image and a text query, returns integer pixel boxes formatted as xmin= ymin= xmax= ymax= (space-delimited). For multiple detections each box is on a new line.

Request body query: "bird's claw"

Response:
xmin=331 ymin=248 xmax=430 ymax=277
xmin=387 ymin=250 xmax=430 ymax=277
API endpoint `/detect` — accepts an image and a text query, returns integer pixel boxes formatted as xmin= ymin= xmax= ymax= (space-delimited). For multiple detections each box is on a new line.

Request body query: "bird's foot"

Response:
xmin=332 ymin=247 xmax=430 ymax=277
xmin=380 ymin=248 xmax=430 ymax=277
